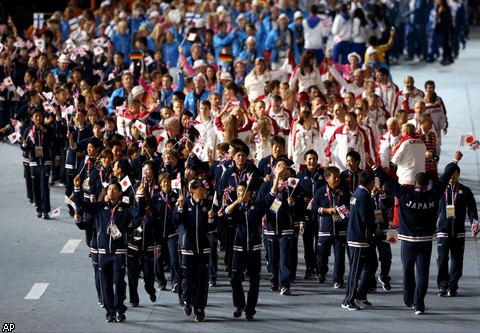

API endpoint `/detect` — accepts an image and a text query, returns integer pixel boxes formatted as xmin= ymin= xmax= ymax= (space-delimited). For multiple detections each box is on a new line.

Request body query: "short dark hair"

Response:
xmin=274 ymin=156 xmax=292 ymax=167
xmin=233 ymin=144 xmax=250 ymax=157
xmin=359 ymin=171 xmax=375 ymax=187
xmin=304 ymin=149 xmax=318 ymax=161
xmin=229 ymin=138 xmax=247 ymax=149
xmin=271 ymin=135 xmax=285 ymax=147
xmin=325 ymin=166 xmax=340 ymax=179
xmin=108 ymin=179 xmax=123 ymax=193
xmin=115 ymin=157 xmax=131 ymax=175
xmin=415 ymin=172 xmax=429 ymax=187
xmin=346 ymin=150 xmax=361 ymax=162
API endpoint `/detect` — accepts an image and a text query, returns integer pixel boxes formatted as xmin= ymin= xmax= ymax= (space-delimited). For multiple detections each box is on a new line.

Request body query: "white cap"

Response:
xmin=366 ymin=46 xmax=377 ymax=56
xmin=246 ymin=36 xmax=256 ymax=44
xmin=100 ymin=1 xmax=111 ymax=8
xmin=58 ymin=54 xmax=69 ymax=63
xmin=347 ymin=52 xmax=362 ymax=62
xmin=220 ymin=72 xmax=233 ymax=81
xmin=192 ymin=59 xmax=208 ymax=69
xmin=119 ymin=11 xmax=127 ymax=19
xmin=252 ymin=0 xmax=259 ymax=6
xmin=236 ymin=14 xmax=246 ymax=22
xmin=132 ymin=85 xmax=145 ymax=97
xmin=294 ymin=11 xmax=304 ymax=20
xmin=216 ymin=6 xmax=226 ymax=14
xmin=277 ymin=13 xmax=289 ymax=22
xmin=149 ymin=10 xmax=160 ymax=19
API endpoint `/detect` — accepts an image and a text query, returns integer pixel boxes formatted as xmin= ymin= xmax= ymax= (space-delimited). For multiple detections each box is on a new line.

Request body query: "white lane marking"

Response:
xmin=60 ymin=239 xmax=82 ymax=253
xmin=25 ymin=283 xmax=49 ymax=299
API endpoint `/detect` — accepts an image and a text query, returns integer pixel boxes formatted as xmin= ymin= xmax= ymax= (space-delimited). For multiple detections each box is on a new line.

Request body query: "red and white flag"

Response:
xmin=16 ymin=86 xmax=25 ymax=97
xmin=7 ymin=131 xmax=20 ymax=144
xmin=93 ymin=46 xmax=104 ymax=57
xmin=3 ymin=76 xmax=14 ymax=87
xmin=98 ymin=96 xmax=109 ymax=108
xmin=120 ymin=176 xmax=132 ymax=192
xmin=460 ymin=134 xmax=474 ymax=146
xmin=51 ymin=207 xmax=61 ymax=218
xmin=469 ymin=140 xmax=480 ymax=151
xmin=192 ymin=143 xmax=203 ymax=156
xmin=288 ymin=177 xmax=299 ymax=189
xmin=144 ymin=55 xmax=154 ymax=66
xmin=42 ymin=102 xmax=54 ymax=113
xmin=134 ymin=120 xmax=147 ymax=135
xmin=171 ymin=179 xmax=181 ymax=190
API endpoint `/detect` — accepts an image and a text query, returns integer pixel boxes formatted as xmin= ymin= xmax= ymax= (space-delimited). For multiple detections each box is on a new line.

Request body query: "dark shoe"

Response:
xmin=438 ymin=289 xmax=447 ymax=297
xmin=195 ymin=314 xmax=205 ymax=322
xmin=341 ymin=302 xmax=360 ymax=310
xmin=209 ymin=281 xmax=216 ymax=287
xmin=183 ymin=304 xmax=192 ymax=316
xmin=149 ymin=294 xmax=156 ymax=302
xmin=355 ymin=299 xmax=372 ymax=308
xmin=318 ymin=275 xmax=326 ymax=284
xmin=116 ymin=313 xmax=126 ymax=322
xmin=158 ymin=284 xmax=166 ymax=291
xmin=367 ymin=287 xmax=377 ymax=293
xmin=131 ymin=303 xmax=139 ymax=307
xmin=378 ymin=276 xmax=391 ymax=291
xmin=304 ymin=272 xmax=315 ymax=280
xmin=233 ymin=307 xmax=243 ymax=318
xmin=42 ymin=213 xmax=50 ymax=220
xmin=270 ymin=285 xmax=279 ymax=292
xmin=334 ymin=282 xmax=344 ymax=289
xmin=106 ymin=314 xmax=115 ymax=323
xmin=280 ymin=287 xmax=291 ymax=295
xmin=37 ymin=212 xmax=42 ymax=218
xmin=245 ymin=310 xmax=256 ymax=321
xmin=448 ymin=290 xmax=458 ymax=297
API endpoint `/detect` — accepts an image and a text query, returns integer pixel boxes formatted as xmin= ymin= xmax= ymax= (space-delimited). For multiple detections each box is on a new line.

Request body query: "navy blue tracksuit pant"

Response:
xmin=230 ymin=250 xmax=261 ymax=317
xmin=99 ymin=253 xmax=128 ymax=318
xmin=343 ymin=245 xmax=377 ymax=305
xmin=401 ymin=241 xmax=432 ymax=312
xmin=182 ymin=253 xmax=209 ymax=316
xmin=437 ymin=236 xmax=465 ymax=293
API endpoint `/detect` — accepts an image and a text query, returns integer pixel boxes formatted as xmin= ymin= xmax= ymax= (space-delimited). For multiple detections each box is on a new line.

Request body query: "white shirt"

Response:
xmin=391 ymin=137 xmax=426 ymax=185
xmin=376 ymin=130 xmax=401 ymax=168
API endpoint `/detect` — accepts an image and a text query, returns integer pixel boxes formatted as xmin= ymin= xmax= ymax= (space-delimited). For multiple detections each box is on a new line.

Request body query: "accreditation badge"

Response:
xmin=109 ymin=223 xmax=122 ymax=240
xmin=446 ymin=205 xmax=455 ymax=218
xmin=35 ymin=146 xmax=44 ymax=158
xmin=374 ymin=210 xmax=383 ymax=223
xmin=269 ymin=199 xmax=282 ymax=214
xmin=82 ymin=177 xmax=90 ymax=191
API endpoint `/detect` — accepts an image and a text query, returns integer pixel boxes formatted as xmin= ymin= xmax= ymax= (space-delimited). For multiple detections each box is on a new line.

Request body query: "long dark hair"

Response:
xmin=353 ymin=8 xmax=368 ymax=27
xmin=300 ymin=51 xmax=315 ymax=75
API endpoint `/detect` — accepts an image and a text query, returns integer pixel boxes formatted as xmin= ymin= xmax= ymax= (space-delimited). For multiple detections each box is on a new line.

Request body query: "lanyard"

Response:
xmin=109 ymin=203 xmax=120 ymax=225
xmin=326 ymin=186 xmax=339 ymax=208
xmin=346 ymin=129 xmax=359 ymax=145
xmin=445 ymin=183 xmax=459 ymax=205
xmin=159 ymin=191 xmax=173 ymax=211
